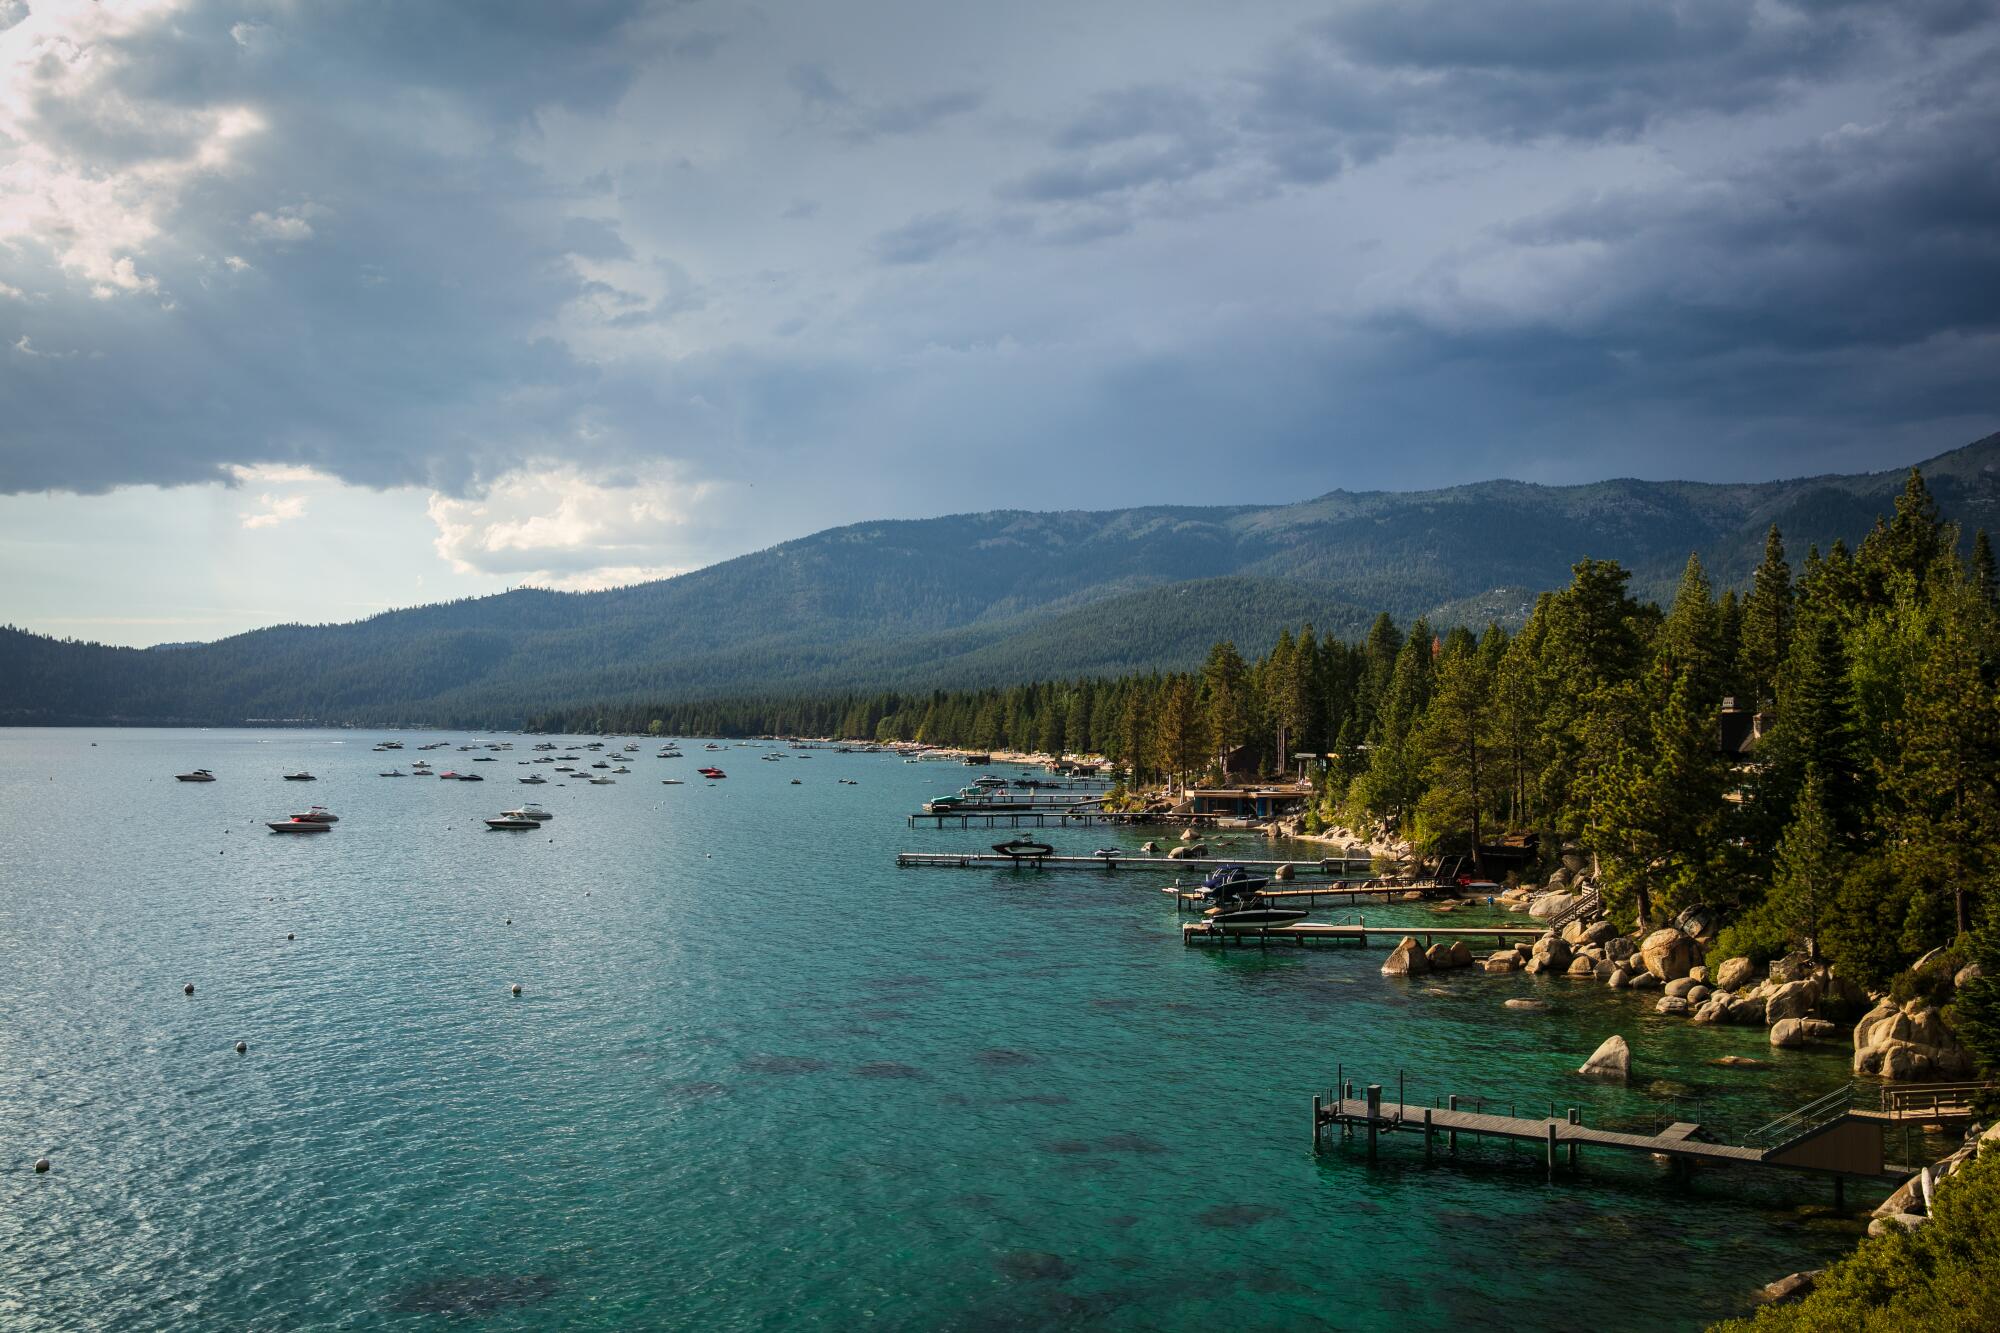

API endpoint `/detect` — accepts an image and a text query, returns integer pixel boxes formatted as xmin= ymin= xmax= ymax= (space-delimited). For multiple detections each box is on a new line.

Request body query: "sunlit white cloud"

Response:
xmin=238 ymin=492 xmax=306 ymax=528
xmin=427 ymin=463 xmax=718 ymax=585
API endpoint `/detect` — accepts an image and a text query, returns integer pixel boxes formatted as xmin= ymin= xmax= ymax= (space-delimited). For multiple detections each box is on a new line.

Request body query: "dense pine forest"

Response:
xmin=550 ymin=472 xmax=2000 ymax=1055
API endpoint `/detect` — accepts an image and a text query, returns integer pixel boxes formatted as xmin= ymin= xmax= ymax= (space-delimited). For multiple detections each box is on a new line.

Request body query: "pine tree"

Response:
xmin=1738 ymin=524 xmax=1792 ymax=706
xmin=1588 ymin=671 xmax=1728 ymax=928
xmin=1878 ymin=578 xmax=2000 ymax=937
xmin=1769 ymin=769 xmax=1840 ymax=960
xmin=1064 ymin=684 xmax=1092 ymax=758
xmin=1414 ymin=635 xmax=1494 ymax=868
xmin=1656 ymin=553 xmax=1722 ymax=700
xmin=1974 ymin=530 xmax=1998 ymax=609
xmin=1200 ymin=641 xmax=1250 ymax=778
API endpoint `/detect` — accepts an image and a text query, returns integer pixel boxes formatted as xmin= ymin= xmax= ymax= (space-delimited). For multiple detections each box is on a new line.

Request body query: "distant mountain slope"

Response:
xmin=4 ymin=432 xmax=1996 ymax=726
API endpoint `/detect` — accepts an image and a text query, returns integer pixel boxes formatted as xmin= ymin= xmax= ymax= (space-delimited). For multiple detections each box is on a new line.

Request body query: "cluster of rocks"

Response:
xmin=1380 ymin=936 xmax=1475 ymax=976
xmin=1853 ymin=996 xmax=1975 ymax=1080
xmin=1490 ymin=884 xmax=1978 ymax=1082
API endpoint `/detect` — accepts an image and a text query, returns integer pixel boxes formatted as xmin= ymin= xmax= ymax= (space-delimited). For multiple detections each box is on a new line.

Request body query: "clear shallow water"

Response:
xmin=0 ymin=729 xmax=1887 ymax=1330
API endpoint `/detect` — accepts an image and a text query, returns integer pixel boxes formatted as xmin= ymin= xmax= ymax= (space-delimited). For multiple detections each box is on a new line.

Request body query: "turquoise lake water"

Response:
xmin=0 ymin=729 xmax=1899 ymax=1330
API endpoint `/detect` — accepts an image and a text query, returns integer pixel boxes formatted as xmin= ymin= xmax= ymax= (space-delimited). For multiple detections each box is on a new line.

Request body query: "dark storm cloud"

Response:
xmin=1 ymin=0 xmax=1995 ymax=530
xmin=871 ymin=211 xmax=976 ymax=264
xmin=788 ymin=62 xmax=984 ymax=142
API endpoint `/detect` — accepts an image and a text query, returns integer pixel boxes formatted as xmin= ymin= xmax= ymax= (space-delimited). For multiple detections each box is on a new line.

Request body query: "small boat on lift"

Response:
xmin=1199 ymin=867 xmax=1305 ymax=930
xmin=992 ymin=838 xmax=1055 ymax=860
xmin=175 ymin=769 xmax=217 ymax=782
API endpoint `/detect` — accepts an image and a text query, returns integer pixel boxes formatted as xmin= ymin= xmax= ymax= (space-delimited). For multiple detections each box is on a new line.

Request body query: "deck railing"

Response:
xmin=1880 ymin=1082 xmax=1996 ymax=1117
xmin=1743 ymin=1083 xmax=1858 ymax=1150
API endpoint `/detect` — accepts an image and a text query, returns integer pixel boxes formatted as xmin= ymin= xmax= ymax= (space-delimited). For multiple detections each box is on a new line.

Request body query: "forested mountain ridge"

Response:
xmin=4 ymin=432 xmax=1996 ymax=726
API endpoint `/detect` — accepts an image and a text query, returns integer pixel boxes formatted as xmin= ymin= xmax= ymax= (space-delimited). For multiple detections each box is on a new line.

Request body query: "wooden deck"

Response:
xmin=895 ymin=851 xmax=1375 ymax=874
xmin=1319 ymin=1094 xmax=1765 ymax=1167
xmin=1170 ymin=883 xmax=1471 ymax=909
xmin=1182 ymin=921 xmax=1543 ymax=947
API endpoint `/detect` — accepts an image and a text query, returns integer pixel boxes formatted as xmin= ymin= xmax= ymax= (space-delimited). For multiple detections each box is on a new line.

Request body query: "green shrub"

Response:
xmin=1713 ymin=1146 xmax=2000 ymax=1331
xmin=1713 ymin=908 xmax=1794 ymax=967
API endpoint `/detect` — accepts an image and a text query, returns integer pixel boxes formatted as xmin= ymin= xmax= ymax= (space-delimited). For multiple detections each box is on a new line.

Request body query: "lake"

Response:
xmin=0 ymin=728 xmax=1886 ymax=1330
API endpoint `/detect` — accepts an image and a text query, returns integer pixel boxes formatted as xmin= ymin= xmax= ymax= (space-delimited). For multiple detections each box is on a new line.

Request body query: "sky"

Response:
xmin=1 ymin=0 xmax=1996 ymax=645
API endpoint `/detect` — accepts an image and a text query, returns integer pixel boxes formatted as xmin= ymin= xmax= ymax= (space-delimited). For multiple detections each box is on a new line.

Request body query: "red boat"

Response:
xmin=698 ymin=766 xmax=727 ymax=779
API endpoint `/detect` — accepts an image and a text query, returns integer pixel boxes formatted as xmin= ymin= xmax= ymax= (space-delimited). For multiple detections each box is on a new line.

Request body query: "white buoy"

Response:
xmin=183 ymin=983 xmax=195 ymax=996
xmin=34 ymin=1157 xmax=50 ymax=1173
xmin=234 ymin=1041 xmax=247 ymax=1054
xmin=510 ymin=983 xmax=522 ymax=996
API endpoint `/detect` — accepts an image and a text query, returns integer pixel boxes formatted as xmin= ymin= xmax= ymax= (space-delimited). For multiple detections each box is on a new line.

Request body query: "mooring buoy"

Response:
xmin=510 ymin=983 xmax=522 ymax=996
xmin=183 ymin=983 xmax=195 ymax=996
xmin=34 ymin=1157 xmax=50 ymax=1173
xmin=234 ymin=1041 xmax=247 ymax=1054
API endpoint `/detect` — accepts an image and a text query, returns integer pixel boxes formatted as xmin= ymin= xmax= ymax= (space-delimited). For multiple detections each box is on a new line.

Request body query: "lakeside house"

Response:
xmin=1187 ymin=785 xmax=1312 ymax=821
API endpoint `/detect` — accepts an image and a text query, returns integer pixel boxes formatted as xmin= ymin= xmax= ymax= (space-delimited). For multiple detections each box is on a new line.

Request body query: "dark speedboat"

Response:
xmin=1201 ymin=870 xmax=1305 ymax=930
xmin=992 ymin=838 xmax=1055 ymax=860
xmin=267 ymin=818 xmax=331 ymax=834
xmin=175 ymin=768 xmax=217 ymax=782
xmin=484 ymin=816 xmax=538 ymax=830
xmin=1198 ymin=864 xmax=1271 ymax=897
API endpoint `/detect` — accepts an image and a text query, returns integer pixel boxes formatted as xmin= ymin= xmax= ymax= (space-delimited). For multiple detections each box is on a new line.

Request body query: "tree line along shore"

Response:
xmin=542 ymin=468 xmax=2000 ymax=1032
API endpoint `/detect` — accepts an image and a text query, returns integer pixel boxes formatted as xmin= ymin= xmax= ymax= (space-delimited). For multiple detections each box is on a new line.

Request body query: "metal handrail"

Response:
xmin=1545 ymin=886 xmax=1604 ymax=933
xmin=1743 ymin=1083 xmax=1857 ymax=1148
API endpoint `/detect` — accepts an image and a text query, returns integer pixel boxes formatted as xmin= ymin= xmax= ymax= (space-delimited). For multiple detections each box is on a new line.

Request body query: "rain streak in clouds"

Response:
xmin=1 ymin=0 xmax=1997 ymax=623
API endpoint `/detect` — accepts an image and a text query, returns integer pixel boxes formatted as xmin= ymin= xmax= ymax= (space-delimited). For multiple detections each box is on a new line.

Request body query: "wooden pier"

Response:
xmin=1169 ymin=883 xmax=1467 ymax=910
xmin=1182 ymin=921 xmax=1543 ymax=947
xmin=895 ymin=851 xmax=1375 ymax=874
xmin=906 ymin=809 xmax=1233 ymax=829
xmin=1309 ymin=1074 xmax=1994 ymax=1197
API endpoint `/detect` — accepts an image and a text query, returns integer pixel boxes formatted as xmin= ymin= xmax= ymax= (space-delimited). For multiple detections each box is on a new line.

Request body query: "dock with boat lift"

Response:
xmin=1168 ymin=882 xmax=1483 ymax=910
xmin=895 ymin=851 xmax=1376 ymax=874
xmin=1184 ymin=921 xmax=1544 ymax=948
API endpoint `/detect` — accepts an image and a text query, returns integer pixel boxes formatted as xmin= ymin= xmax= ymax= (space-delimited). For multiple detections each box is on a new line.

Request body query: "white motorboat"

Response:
xmin=501 ymin=805 xmax=553 ymax=821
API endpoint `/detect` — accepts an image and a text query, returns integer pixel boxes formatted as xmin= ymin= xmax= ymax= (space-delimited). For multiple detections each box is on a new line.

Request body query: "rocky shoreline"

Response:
xmin=1376 ymin=878 xmax=1978 ymax=1084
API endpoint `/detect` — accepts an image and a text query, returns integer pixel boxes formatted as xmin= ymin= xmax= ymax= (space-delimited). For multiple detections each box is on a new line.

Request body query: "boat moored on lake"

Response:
xmin=174 ymin=769 xmax=216 ymax=782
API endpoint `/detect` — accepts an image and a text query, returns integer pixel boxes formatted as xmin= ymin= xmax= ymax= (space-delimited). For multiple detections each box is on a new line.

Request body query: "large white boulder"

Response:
xmin=1578 ymin=1035 xmax=1631 ymax=1080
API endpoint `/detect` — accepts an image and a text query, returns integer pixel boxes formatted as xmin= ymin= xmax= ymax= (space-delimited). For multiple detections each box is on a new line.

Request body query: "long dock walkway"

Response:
xmin=1309 ymin=1075 xmax=1996 ymax=1198
xmin=1169 ymin=883 xmax=1467 ymax=909
xmin=895 ymin=851 xmax=1375 ymax=874
xmin=1182 ymin=921 xmax=1542 ymax=947
xmin=906 ymin=810 xmax=1233 ymax=829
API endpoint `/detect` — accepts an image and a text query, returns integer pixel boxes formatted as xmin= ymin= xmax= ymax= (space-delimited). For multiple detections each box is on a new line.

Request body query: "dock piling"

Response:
xmin=1365 ymin=1084 xmax=1382 ymax=1160
xmin=1447 ymin=1095 xmax=1459 ymax=1154
xmin=1546 ymin=1121 xmax=1558 ymax=1179
xmin=1567 ymin=1107 xmax=1581 ymax=1168
xmin=1312 ymin=1095 xmax=1322 ymax=1155
xmin=1424 ymin=1107 xmax=1434 ymax=1162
